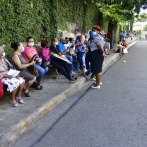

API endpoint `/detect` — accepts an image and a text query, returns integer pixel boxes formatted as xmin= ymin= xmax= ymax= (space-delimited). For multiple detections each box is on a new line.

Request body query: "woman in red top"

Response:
xmin=0 ymin=73 xmax=3 ymax=101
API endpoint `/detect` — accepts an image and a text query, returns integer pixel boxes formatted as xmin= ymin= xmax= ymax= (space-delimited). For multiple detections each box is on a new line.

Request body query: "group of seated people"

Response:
xmin=120 ymin=30 xmax=136 ymax=41
xmin=0 ymin=28 xmax=112 ymax=107
xmin=0 ymin=30 xmax=90 ymax=107
xmin=116 ymin=39 xmax=127 ymax=56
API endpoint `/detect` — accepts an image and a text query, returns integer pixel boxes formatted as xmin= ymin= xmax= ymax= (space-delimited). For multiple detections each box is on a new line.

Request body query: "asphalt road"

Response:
xmin=14 ymin=40 xmax=147 ymax=147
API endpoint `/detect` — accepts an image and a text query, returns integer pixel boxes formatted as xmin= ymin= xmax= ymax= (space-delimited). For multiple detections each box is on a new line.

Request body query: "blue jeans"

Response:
xmin=77 ymin=52 xmax=86 ymax=70
xmin=73 ymin=62 xmax=79 ymax=70
xmin=65 ymin=55 xmax=73 ymax=71
xmin=35 ymin=64 xmax=48 ymax=84
xmin=103 ymin=43 xmax=106 ymax=52
xmin=85 ymin=69 xmax=95 ymax=78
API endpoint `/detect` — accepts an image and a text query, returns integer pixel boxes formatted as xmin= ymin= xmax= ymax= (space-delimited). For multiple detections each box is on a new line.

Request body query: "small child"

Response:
xmin=83 ymin=39 xmax=95 ymax=80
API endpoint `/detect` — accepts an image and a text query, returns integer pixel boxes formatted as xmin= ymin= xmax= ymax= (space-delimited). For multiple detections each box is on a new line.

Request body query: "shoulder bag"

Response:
xmin=28 ymin=54 xmax=39 ymax=77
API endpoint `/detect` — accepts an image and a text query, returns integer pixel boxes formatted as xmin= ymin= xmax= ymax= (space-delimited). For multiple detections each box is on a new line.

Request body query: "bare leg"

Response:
xmin=17 ymin=80 xmax=25 ymax=98
xmin=11 ymin=88 xmax=20 ymax=106
xmin=119 ymin=47 xmax=123 ymax=56
xmin=94 ymin=73 xmax=101 ymax=87
xmin=11 ymin=88 xmax=18 ymax=102
xmin=82 ymin=66 xmax=87 ymax=79
xmin=24 ymin=78 xmax=36 ymax=93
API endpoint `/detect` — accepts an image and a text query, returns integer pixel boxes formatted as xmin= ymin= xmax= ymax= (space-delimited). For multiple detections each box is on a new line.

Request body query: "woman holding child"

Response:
xmin=90 ymin=26 xmax=107 ymax=89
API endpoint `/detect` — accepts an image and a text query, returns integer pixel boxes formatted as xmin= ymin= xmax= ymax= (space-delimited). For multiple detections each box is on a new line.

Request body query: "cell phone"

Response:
xmin=38 ymin=57 xmax=42 ymax=63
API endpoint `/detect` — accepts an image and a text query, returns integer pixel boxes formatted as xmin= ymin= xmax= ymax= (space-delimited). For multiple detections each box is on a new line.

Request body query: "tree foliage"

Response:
xmin=98 ymin=4 xmax=133 ymax=23
xmin=143 ymin=25 xmax=147 ymax=31
xmin=137 ymin=13 xmax=147 ymax=22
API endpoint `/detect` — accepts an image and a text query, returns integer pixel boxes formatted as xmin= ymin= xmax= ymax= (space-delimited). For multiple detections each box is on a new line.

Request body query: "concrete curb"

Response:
xmin=0 ymin=40 xmax=139 ymax=147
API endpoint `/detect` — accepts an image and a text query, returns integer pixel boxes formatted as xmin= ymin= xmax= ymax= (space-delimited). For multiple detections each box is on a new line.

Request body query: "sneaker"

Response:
xmin=99 ymin=82 xmax=102 ymax=85
xmin=94 ymin=81 xmax=102 ymax=85
xmin=70 ymin=71 xmax=76 ymax=75
xmin=91 ymin=85 xmax=100 ymax=89
xmin=91 ymin=78 xmax=96 ymax=81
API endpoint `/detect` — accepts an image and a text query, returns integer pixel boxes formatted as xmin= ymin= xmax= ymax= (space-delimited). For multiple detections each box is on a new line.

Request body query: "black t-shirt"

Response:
xmin=50 ymin=45 xmax=60 ymax=54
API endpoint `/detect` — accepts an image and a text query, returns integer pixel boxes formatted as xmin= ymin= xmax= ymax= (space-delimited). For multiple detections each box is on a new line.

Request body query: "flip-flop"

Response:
xmin=0 ymin=135 xmax=3 ymax=139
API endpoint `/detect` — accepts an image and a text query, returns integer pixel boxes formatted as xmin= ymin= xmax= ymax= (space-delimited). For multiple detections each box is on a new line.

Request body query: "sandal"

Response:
xmin=22 ymin=88 xmax=30 ymax=97
xmin=35 ymin=86 xmax=42 ymax=90
xmin=10 ymin=100 xmax=20 ymax=107
xmin=72 ymin=76 xmax=78 ymax=80
xmin=70 ymin=77 xmax=76 ymax=83
xmin=16 ymin=97 xmax=25 ymax=104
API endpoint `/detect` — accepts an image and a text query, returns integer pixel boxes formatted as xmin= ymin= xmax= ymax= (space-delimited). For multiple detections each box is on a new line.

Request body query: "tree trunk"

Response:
xmin=108 ymin=21 xmax=117 ymax=49
xmin=98 ymin=12 xmax=103 ymax=27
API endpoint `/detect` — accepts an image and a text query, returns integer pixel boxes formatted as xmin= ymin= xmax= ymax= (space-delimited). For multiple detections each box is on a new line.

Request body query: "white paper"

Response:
xmin=53 ymin=54 xmax=72 ymax=64
xmin=123 ymin=48 xmax=128 ymax=53
xmin=7 ymin=69 xmax=20 ymax=78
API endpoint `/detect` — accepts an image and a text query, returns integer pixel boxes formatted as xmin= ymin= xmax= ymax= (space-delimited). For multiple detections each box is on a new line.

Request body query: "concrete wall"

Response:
xmin=57 ymin=22 xmax=106 ymax=40
xmin=141 ymin=31 xmax=147 ymax=39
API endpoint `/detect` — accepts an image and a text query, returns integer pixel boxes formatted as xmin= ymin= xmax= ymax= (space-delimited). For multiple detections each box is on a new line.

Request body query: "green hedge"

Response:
xmin=0 ymin=0 xmax=101 ymax=46
xmin=0 ymin=0 xmax=57 ymax=46
xmin=0 ymin=0 xmax=111 ymax=59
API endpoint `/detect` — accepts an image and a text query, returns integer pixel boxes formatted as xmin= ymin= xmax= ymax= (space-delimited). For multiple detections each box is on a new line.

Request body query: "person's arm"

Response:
xmin=58 ymin=44 xmax=70 ymax=55
xmin=26 ymin=53 xmax=40 ymax=62
xmin=61 ymin=46 xmax=70 ymax=55
xmin=96 ymin=38 xmax=107 ymax=57
xmin=75 ymin=35 xmax=85 ymax=46
xmin=98 ymin=44 xmax=104 ymax=54
xmin=2 ymin=75 xmax=13 ymax=79
xmin=12 ymin=54 xmax=36 ymax=69
xmin=0 ymin=73 xmax=3 ymax=79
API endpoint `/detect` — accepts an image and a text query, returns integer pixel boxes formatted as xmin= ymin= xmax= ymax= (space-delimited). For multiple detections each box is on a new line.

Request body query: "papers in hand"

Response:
xmin=7 ymin=69 xmax=20 ymax=78
xmin=53 ymin=54 xmax=72 ymax=64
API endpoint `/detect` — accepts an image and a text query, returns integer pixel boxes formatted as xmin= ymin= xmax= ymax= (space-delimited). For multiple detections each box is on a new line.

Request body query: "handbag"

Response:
xmin=72 ymin=56 xmax=78 ymax=63
xmin=28 ymin=54 xmax=39 ymax=77
xmin=41 ymin=59 xmax=50 ymax=68
xmin=69 ymin=48 xmax=75 ymax=55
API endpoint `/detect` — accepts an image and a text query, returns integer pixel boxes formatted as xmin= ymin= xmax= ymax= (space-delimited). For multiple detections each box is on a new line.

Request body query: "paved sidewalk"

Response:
xmin=0 ymin=40 xmax=138 ymax=147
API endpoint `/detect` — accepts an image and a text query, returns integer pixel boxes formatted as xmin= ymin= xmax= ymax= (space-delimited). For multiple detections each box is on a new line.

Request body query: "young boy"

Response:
xmin=83 ymin=39 xmax=95 ymax=80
